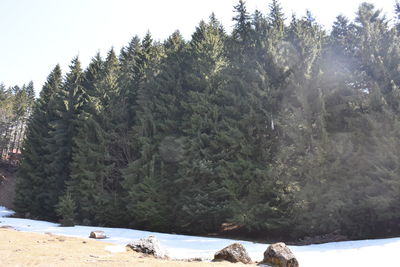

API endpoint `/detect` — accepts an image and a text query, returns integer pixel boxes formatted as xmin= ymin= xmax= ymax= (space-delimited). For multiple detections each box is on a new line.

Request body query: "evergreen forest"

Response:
xmin=11 ymin=1 xmax=400 ymax=240
xmin=0 ymin=82 xmax=34 ymax=160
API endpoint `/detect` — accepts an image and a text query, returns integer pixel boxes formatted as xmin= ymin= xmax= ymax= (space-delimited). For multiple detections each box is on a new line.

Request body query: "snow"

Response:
xmin=0 ymin=205 xmax=398 ymax=266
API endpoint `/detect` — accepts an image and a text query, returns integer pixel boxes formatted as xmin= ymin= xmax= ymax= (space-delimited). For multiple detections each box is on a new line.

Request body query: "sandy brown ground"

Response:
xmin=0 ymin=228 xmax=256 ymax=267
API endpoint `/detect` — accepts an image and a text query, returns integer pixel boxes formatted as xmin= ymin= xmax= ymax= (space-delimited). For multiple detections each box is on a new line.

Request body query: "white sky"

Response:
xmin=0 ymin=0 xmax=397 ymax=94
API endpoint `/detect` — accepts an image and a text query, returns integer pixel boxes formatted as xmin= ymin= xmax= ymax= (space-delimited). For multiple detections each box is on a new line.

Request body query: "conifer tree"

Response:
xmin=15 ymin=66 xmax=62 ymax=218
xmin=232 ymin=0 xmax=251 ymax=42
xmin=45 ymin=57 xmax=86 ymax=220
xmin=122 ymin=31 xmax=187 ymax=231
xmin=173 ymin=16 xmax=233 ymax=233
xmin=68 ymin=50 xmax=124 ymax=226
xmin=230 ymin=0 xmax=253 ymax=65
xmin=68 ymin=53 xmax=107 ymax=225
xmin=121 ymin=32 xmax=169 ymax=231
xmin=56 ymin=192 xmax=76 ymax=226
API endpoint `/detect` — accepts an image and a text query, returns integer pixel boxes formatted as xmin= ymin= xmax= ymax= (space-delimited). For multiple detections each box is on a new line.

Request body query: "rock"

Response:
xmin=126 ymin=236 xmax=166 ymax=258
xmin=0 ymin=225 xmax=14 ymax=230
xmin=213 ymin=243 xmax=252 ymax=264
xmin=261 ymin=242 xmax=299 ymax=267
xmin=89 ymin=231 xmax=106 ymax=239
xmin=185 ymin=257 xmax=204 ymax=262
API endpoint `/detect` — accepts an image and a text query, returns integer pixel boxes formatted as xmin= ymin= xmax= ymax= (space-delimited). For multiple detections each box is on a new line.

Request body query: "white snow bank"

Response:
xmin=1 ymin=206 xmax=398 ymax=266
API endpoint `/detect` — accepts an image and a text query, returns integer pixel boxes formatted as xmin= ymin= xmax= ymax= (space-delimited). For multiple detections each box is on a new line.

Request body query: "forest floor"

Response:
xmin=0 ymin=228 xmax=253 ymax=267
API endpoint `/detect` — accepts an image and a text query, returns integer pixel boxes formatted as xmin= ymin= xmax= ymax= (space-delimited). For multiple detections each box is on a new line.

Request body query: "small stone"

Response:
xmin=89 ymin=231 xmax=106 ymax=239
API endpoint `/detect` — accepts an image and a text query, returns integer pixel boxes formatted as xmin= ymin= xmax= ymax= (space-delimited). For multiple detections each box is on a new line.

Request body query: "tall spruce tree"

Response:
xmin=172 ymin=16 xmax=234 ymax=234
xmin=122 ymin=31 xmax=187 ymax=232
xmin=68 ymin=50 xmax=123 ymax=226
xmin=15 ymin=66 xmax=62 ymax=218
xmin=45 ymin=57 xmax=86 ymax=221
xmin=121 ymin=32 xmax=170 ymax=231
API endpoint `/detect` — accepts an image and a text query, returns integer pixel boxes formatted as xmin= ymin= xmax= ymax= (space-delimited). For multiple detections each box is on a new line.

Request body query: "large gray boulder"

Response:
xmin=261 ymin=242 xmax=299 ymax=267
xmin=126 ymin=235 xmax=166 ymax=258
xmin=213 ymin=243 xmax=252 ymax=264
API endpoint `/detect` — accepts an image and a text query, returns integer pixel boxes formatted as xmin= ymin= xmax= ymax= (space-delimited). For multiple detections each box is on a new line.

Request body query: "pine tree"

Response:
xmin=68 ymin=50 xmax=124 ymax=226
xmin=121 ymin=32 xmax=170 ymax=231
xmin=268 ymin=0 xmax=285 ymax=33
xmin=56 ymin=192 xmax=76 ymax=226
xmin=15 ymin=66 xmax=62 ymax=218
xmin=46 ymin=57 xmax=86 ymax=221
xmin=173 ymin=16 xmax=233 ymax=233
xmin=68 ymin=54 xmax=107 ymax=225
xmin=230 ymin=0 xmax=253 ymax=65
xmin=122 ymin=31 xmax=187 ymax=231
xmin=232 ymin=0 xmax=251 ymax=42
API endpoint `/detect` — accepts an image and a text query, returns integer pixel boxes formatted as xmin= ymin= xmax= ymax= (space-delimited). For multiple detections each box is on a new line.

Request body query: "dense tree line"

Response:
xmin=0 ymin=82 xmax=34 ymax=162
xmin=15 ymin=1 xmax=400 ymax=240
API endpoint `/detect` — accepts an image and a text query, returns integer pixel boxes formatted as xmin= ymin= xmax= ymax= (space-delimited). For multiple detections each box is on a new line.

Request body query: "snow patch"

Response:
xmin=1 ymin=206 xmax=399 ymax=266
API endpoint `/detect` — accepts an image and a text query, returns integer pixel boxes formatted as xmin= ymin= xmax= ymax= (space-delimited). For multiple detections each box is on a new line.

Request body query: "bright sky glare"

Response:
xmin=0 ymin=0 xmax=397 ymax=94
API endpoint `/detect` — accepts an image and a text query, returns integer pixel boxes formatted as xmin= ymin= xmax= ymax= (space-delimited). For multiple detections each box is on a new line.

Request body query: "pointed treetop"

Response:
xmin=232 ymin=0 xmax=251 ymax=41
xmin=142 ymin=31 xmax=153 ymax=49
xmin=105 ymin=47 xmax=118 ymax=66
xmin=26 ymin=81 xmax=35 ymax=100
xmin=39 ymin=64 xmax=62 ymax=101
xmin=268 ymin=0 xmax=285 ymax=31
xmin=69 ymin=56 xmax=81 ymax=69
xmin=65 ymin=56 xmax=83 ymax=86
xmin=93 ymin=52 xmax=103 ymax=62
xmin=191 ymin=15 xmax=226 ymax=48
xmin=331 ymin=15 xmax=350 ymax=40
xmin=209 ymin=13 xmax=225 ymax=34
xmin=164 ymin=30 xmax=185 ymax=52
xmin=191 ymin=20 xmax=207 ymax=44
xmin=355 ymin=2 xmax=385 ymax=26
xmin=119 ymin=35 xmax=141 ymax=62
xmin=84 ymin=53 xmax=103 ymax=91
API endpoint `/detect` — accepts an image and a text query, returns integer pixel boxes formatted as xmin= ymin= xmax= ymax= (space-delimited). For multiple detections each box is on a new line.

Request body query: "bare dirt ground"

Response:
xmin=0 ymin=229 xmax=255 ymax=267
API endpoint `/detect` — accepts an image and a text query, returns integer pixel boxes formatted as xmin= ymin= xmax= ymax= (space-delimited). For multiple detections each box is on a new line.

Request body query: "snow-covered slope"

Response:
xmin=1 ymin=206 xmax=398 ymax=266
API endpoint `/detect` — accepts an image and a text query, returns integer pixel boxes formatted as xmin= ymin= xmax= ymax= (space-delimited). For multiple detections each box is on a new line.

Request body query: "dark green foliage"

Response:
xmin=122 ymin=31 xmax=175 ymax=232
xmin=68 ymin=50 xmax=124 ymax=226
xmin=174 ymin=17 xmax=233 ymax=233
xmin=15 ymin=66 xmax=61 ymax=218
xmin=56 ymin=192 xmax=76 ymax=226
xmin=15 ymin=1 xmax=400 ymax=240
xmin=45 ymin=58 xmax=86 ymax=221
